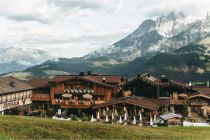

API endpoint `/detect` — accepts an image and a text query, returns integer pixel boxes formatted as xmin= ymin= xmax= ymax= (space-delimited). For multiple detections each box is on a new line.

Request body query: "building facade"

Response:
xmin=188 ymin=86 xmax=210 ymax=119
xmin=93 ymin=96 xmax=169 ymax=125
xmin=48 ymin=74 xmax=125 ymax=114
xmin=123 ymin=73 xmax=194 ymax=114
xmin=0 ymin=77 xmax=33 ymax=114
xmin=27 ymin=78 xmax=51 ymax=112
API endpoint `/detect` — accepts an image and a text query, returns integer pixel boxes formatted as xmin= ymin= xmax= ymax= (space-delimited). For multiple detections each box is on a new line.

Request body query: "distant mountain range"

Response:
xmin=0 ymin=46 xmax=53 ymax=73
xmin=3 ymin=12 xmax=210 ymax=82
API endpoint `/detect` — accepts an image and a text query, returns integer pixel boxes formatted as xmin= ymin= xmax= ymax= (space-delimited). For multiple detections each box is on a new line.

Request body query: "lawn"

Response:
xmin=0 ymin=116 xmax=210 ymax=139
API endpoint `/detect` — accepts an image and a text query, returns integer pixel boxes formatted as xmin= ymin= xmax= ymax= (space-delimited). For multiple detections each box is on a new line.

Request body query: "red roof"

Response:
xmin=90 ymin=75 xmax=124 ymax=85
xmin=94 ymin=96 xmax=167 ymax=110
xmin=49 ymin=75 xmax=74 ymax=83
xmin=193 ymin=86 xmax=210 ymax=95
xmin=126 ymin=73 xmax=187 ymax=88
xmin=188 ymin=93 xmax=210 ymax=99
xmin=27 ymin=78 xmax=50 ymax=88
xmin=0 ymin=77 xmax=33 ymax=95
xmin=141 ymin=74 xmax=168 ymax=86
xmin=79 ymin=76 xmax=115 ymax=88
xmin=49 ymin=75 xmax=124 ymax=88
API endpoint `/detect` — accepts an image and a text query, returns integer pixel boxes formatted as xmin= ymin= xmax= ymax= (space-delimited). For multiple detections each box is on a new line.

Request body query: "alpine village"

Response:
xmin=1 ymin=71 xmax=210 ymax=127
xmin=2 ymin=3 xmax=210 ymax=138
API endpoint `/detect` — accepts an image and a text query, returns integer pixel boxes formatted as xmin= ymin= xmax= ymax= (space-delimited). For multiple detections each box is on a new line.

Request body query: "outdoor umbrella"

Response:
xmin=83 ymin=94 xmax=93 ymax=99
xmin=62 ymin=94 xmax=72 ymax=98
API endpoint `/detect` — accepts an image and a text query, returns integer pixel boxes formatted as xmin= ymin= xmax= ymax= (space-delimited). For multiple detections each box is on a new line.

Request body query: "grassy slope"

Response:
xmin=0 ymin=116 xmax=210 ymax=139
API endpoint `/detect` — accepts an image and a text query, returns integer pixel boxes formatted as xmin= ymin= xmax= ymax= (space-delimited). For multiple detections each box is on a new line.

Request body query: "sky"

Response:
xmin=0 ymin=0 xmax=209 ymax=58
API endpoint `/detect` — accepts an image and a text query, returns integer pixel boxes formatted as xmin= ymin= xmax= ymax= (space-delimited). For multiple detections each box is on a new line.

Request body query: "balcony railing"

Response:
xmin=60 ymin=100 xmax=91 ymax=108
xmin=63 ymin=100 xmax=91 ymax=105
xmin=190 ymin=102 xmax=209 ymax=106
xmin=31 ymin=94 xmax=50 ymax=101
xmin=52 ymin=99 xmax=105 ymax=108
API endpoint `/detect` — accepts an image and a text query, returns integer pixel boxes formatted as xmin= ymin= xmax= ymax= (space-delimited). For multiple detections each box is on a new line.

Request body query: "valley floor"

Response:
xmin=0 ymin=116 xmax=210 ymax=139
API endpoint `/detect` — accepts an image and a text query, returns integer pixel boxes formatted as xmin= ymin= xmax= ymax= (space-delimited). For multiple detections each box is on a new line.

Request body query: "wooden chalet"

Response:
xmin=48 ymin=73 xmax=125 ymax=114
xmin=124 ymin=73 xmax=193 ymax=114
xmin=27 ymin=78 xmax=51 ymax=111
xmin=0 ymin=77 xmax=33 ymax=114
xmin=188 ymin=86 xmax=210 ymax=118
xmin=93 ymin=96 xmax=169 ymax=125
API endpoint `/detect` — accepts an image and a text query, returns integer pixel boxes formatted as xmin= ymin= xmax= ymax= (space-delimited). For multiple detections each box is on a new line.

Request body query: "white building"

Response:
xmin=0 ymin=77 xmax=33 ymax=114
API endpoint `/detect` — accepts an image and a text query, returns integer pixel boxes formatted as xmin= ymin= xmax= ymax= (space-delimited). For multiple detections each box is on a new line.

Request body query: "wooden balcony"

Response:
xmin=61 ymin=100 xmax=91 ymax=109
xmin=190 ymin=101 xmax=209 ymax=106
xmin=52 ymin=99 xmax=105 ymax=107
xmin=31 ymin=94 xmax=50 ymax=101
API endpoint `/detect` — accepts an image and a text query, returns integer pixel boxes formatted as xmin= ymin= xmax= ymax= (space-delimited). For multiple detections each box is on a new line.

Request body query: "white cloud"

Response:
xmin=0 ymin=0 xmax=209 ymax=59
xmin=137 ymin=0 xmax=210 ymax=18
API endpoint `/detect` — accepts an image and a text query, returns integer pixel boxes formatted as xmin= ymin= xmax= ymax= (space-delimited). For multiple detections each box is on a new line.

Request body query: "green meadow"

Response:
xmin=0 ymin=116 xmax=210 ymax=139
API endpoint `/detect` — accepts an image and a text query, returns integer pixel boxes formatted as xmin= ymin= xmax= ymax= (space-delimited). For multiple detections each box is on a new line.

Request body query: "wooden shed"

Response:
xmin=159 ymin=113 xmax=182 ymax=126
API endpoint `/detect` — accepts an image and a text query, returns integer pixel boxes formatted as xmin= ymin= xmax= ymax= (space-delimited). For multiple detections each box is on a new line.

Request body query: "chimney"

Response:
xmin=87 ymin=71 xmax=92 ymax=75
xmin=102 ymin=77 xmax=106 ymax=83
xmin=137 ymin=74 xmax=141 ymax=79
xmin=9 ymin=82 xmax=15 ymax=87
xmin=120 ymin=77 xmax=124 ymax=82
xmin=79 ymin=72 xmax=85 ymax=76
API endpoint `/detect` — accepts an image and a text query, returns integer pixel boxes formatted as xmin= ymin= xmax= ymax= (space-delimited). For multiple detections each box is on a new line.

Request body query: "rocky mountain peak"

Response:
xmin=130 ymin=19 xmax=156 ymax=39
xmin=155 ymin=12 xmax=186 ymax=37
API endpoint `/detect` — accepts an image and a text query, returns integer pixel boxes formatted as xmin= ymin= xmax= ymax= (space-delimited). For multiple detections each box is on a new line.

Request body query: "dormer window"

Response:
xmin=9 ymin=82 xmax=15 ymax=87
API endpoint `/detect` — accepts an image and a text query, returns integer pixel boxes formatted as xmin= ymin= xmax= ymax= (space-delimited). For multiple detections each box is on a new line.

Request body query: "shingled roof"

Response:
xmin=193 ymin=86 xmax=210 ymax=95
xmin=49 ymin=74 xmax=124 ymax=88
xmin=89 ymin=75 xmax=124 ymax=85
xmin=94 ymin=96 xmax=168 ymax=110
xmin=27 ymin=78 xmax=50 ymax=88
xmin=0 ymin=77 xmax=34 ymax=95
xmin=126 ymin=73 xmax=187 ymax=88
xmin=160 ymin=113 xmax=182 ymax=120
xmin=49 ymin=75 xmax=74 ymax=83
xmin=188 ymin=93 xmax=210 ymax=99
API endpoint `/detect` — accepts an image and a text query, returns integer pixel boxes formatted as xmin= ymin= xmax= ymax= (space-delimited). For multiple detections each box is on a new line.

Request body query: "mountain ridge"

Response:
xmin=3 ymin=12 xmax=210 ymax=82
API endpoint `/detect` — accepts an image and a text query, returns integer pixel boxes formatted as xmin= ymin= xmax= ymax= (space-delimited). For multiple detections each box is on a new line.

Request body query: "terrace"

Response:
xmin=53 ymin=88 xmax=105 ymax=108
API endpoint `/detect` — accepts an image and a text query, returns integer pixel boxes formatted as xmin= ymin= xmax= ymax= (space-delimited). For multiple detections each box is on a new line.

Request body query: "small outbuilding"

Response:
xmin=159 ymin=113 xmax=182 ymax=126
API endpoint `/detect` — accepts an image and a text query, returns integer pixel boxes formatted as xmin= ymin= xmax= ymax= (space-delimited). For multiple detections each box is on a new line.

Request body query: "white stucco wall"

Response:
xmin=0 ymin=90 xmax=32 ymax=111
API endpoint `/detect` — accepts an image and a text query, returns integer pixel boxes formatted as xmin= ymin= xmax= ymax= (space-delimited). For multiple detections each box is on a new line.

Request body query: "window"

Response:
xmin=160 ymin=91 xmax=169 ymax=97
xmin=54 ymin=94 xmax=61 ymax=99
xmin=0 ymin=96 xmax=2 ymax=104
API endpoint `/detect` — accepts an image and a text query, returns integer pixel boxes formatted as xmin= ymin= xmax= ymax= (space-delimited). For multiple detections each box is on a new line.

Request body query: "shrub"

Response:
xmin=46 ymin=109 xmax=56 ymax=118
xmin=81 ymin=116 xmax=89 ymax=121
xmin=71 ymin=115 xmax=79 ymax=121
xmin=80 ymin=112 xmax=91 ymax=121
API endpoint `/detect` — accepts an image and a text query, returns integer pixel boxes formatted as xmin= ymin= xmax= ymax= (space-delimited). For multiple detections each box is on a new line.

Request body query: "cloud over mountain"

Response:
xmin=0 ymin=0 xmax=209 ymax=58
